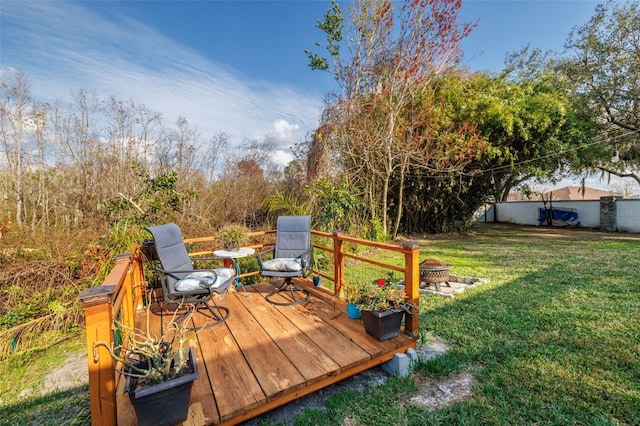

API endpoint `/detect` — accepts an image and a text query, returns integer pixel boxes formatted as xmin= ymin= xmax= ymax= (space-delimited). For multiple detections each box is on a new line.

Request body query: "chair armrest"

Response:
xmin=293 ymin=246 xmax=314 ymax=268
xmin=293 ymin=247 xmax=314 ymax=278
xmin=256 ymin=247 xmax=275 ymax=266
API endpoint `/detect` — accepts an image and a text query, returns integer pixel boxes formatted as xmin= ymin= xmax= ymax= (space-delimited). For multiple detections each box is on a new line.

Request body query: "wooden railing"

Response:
xmin=78 ymin=252 xmax=145 ymax=426
xmin=310 ymin=230 xmax=421 ymax=334
xmin=78 ymin=230 xmax=421 ymax=425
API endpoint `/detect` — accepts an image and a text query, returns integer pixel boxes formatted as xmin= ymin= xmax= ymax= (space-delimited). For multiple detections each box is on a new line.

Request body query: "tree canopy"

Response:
xmin=507 ymin=0 xmax=640 ymax=187
xmin=306 ymin=0 xmax=595 ymax=234
xmin=561 ymin=0 xmax=640 ymax=184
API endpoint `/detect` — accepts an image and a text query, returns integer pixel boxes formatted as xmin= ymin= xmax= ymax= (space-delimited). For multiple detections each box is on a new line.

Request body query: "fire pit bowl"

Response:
xmin=419 ymin=259 xmax=451 ymax=291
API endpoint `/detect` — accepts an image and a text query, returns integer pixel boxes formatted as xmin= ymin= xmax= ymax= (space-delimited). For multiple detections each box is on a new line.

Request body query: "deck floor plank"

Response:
xmin=192 ymin=311 xmax=265 ymax=421
xmin=237 ymin=284 xmax=341 ymax=384
xmin=263 ymin=293 xmax=372 ymax=370
xmin=294 ymin=287 xmax=392 ymax=357
xmin=188 ymin=339 xmax=220 ymax=425
xmin=219 ymin=288 xmax=307 ymax=400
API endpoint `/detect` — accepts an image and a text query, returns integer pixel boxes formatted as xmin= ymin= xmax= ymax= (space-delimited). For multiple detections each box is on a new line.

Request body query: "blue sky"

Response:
xmin=1 ymin=0 xmax=601 ymax=168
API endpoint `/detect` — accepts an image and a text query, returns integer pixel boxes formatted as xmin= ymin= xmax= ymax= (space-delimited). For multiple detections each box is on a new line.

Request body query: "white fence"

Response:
xmin=476 ymin=198 xmax=640 ymax=233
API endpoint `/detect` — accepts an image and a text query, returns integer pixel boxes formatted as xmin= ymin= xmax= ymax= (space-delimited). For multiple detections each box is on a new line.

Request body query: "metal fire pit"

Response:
xmin=419 ymin=259 xmax=451 ymax=292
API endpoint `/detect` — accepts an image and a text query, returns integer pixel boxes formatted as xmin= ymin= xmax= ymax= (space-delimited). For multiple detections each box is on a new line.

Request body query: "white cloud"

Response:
xmin=252 ymin=119 xmax=311 ymax=167
xmin=271 ymin=149 xmax=295 ymax=167
xmin=1 ymin=1 xmax=323 ymax=154
xmin=271 ymin=119 xmax=301 ymax=142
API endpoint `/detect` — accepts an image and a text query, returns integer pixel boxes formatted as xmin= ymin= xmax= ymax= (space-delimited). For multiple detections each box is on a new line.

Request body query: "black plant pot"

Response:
xmin=125 ymin=347 xmax=198 ymax=426
xmin=360 ymin=308 xmax=404 ymax=341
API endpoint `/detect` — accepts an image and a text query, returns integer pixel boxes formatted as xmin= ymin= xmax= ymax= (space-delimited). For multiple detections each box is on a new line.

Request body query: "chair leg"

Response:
xmin=236 ymin=281 xmax=250 ymax=298
xmin=266 ymin=278 xmax=311 ymax=306
xmin=173 ymin=300 xmax=230 ymax=331
xmin=194 ymin=301 xmax=229 ymax=331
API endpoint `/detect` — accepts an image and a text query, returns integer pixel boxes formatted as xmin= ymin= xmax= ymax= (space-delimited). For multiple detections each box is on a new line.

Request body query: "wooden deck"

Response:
xmin=115 ymin=278 xmax=416 ymax=425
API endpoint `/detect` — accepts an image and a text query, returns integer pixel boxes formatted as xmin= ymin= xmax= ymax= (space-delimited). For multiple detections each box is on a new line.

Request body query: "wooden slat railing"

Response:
xmin=311 ymin=230 xmax=421 ymax=335
xmin=78 ymin=230 xmax=420 ymax=425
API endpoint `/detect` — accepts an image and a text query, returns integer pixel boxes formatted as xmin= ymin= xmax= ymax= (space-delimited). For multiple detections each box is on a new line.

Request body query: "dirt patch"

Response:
xmin=410 ymin=372 xmax=475 ymax=410
xmin=41 ymin=351 xmax=88 ymax=395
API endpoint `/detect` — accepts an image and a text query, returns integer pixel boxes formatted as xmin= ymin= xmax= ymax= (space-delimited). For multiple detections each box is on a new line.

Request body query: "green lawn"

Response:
xmin=2 ymin=224 xmax=639 ymax=425
xmin=0 ymin=336 xmax=90 ymax=425
xmin=411 ymin=224 xmax=640 ymax=425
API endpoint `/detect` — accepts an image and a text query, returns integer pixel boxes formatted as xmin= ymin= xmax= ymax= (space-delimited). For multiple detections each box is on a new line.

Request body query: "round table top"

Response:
xmin=213 ymin=247 xmax=255 ymax=258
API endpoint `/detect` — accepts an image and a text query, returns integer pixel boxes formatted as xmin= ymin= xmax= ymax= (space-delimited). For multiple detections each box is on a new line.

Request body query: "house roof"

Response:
xmin=543 ymin=186 xmax=617 ymax=200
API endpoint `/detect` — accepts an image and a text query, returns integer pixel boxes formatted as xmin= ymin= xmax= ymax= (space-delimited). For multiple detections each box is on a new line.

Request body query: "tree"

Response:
xmin=559 ymin=0 xmax=640 ymax=185
xmin=306 ymin=176 xmax=360 ymax=232
xmin=307 ymin=0 xmax=476 ymax=236
xmin=396 ymin=72 xmax=594 ymax=233
xmin=215 ymin=139 xmax=280 ymax=227
xmin=48 ymin=89 xmax=106 ymax=226
xmin=99 ymin=168 xmax=192 ymax=227
xmin=104 ymin=96 xmax=162 ymax=168
xmin=1 ymin=70 xmax=32 ymax=226
xmin=306 ymin=1 xmax=603 ymax=234
xmin=198 ymin=132 xmax=230 ymax=183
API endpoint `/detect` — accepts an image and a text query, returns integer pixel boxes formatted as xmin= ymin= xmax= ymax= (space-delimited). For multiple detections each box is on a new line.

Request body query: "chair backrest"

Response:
xmin=145 ymin=223 xmax=194 ymax=284
xmin=274 ymin=215 xmax=311 ymax=259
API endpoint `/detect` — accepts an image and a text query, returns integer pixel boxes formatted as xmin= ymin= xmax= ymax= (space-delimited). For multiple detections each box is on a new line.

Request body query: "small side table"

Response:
xmin=213 ymin=247 xmax=255 ymax=297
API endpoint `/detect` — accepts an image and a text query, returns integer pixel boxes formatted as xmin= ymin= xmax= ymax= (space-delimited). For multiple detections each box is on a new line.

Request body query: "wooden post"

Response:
xmin=78 ymin=253 xmax=136 ymax=426
xmin=402 ymin=240 xmax=421 ymax=336
xmin=132 ymin=251 xmax=145 ymax=310
xmin=78 ymin=285 xmax=117 ymax=426
xmin=116 ymin=254 xmax=136 ymax=332
xmin=333 ymin=231 xmax=345 ymax=297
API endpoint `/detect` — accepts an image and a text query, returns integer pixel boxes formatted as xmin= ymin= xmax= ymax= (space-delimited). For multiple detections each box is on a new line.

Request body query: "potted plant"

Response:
xmin=342 ymin=281 xmax=367 ymax=319
xmin=217 ymin=223 xmax=250 ymax=250
xmin=94 ymin=303 xmax=198 ymax=426
xmin=313 ymin=275 xmax=322 ymax=287
xmin=359 ymin=274 xmax=413 ymax=341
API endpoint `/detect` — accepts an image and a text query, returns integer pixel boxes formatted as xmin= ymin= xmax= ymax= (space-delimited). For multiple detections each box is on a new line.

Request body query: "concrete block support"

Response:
xmin=382 ymin=352 xmax=411 ymax=377
xmin=406 ymin=348 xmax=418 ymax=366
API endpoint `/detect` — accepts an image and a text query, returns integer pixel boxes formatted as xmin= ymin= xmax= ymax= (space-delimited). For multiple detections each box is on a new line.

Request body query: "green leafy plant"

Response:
xmin=359 ymin=275 xmax=408 ymax=312
xmin=217 ymin=224 xmax=250 ymax=250
xmin=342 ymin=281 xmax=368 ymax=304
xmin=306 ymin=177 xmax=361 ymax=232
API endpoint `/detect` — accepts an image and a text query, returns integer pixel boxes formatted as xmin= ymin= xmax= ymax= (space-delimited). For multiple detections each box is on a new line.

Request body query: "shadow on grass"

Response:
xmin=1 ymin=384 xmax=91 ymax=425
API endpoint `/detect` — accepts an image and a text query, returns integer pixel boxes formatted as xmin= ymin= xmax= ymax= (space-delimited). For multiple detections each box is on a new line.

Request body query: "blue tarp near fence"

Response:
xmin=538 ymin=208 xmax=580 ymax=227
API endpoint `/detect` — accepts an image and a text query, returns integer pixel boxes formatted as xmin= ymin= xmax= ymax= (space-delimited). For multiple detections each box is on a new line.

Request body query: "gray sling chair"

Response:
xmin=257 ymin=215 xmax=314 ymax=305
xmin=146 ymin=223 xmax=234 ymax=330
